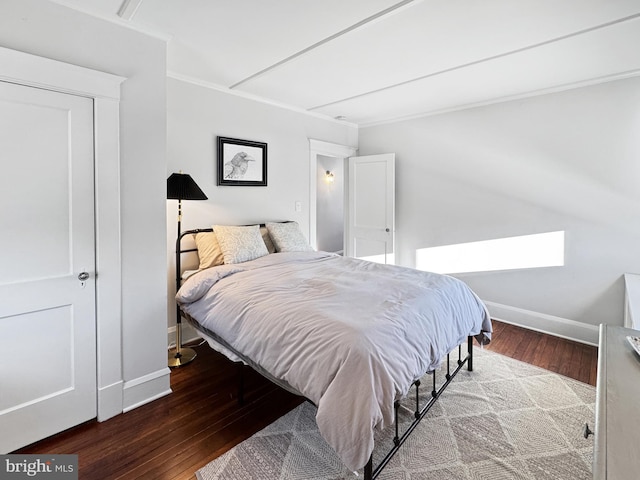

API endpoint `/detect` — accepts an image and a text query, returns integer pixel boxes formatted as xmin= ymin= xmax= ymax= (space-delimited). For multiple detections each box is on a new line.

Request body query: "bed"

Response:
xmin=175 ymin=222 xmax=492 ymax=479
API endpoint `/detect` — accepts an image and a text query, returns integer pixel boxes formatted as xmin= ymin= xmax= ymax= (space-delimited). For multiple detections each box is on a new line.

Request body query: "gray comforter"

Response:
xmin=176 ymin=251 xmax=492 ymax=471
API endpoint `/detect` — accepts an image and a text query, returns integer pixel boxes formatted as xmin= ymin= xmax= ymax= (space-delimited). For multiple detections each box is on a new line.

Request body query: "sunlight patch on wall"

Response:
xmin=416 ymin=231 xmax=565 ymax=274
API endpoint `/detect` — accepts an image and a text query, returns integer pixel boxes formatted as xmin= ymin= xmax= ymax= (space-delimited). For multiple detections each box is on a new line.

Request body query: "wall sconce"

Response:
xmin=325 ymin=170 xmax=335 ymax=183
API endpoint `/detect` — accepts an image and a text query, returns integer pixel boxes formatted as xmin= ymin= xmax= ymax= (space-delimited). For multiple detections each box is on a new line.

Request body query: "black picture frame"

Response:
xmin=217 ymin=136 xmax=267 ymax=186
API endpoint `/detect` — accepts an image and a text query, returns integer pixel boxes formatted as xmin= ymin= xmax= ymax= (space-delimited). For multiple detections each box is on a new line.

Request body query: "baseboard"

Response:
xmin=167 ymin=323 xmax=202 ymax=348
xmin=122 ymin=367 xmax=172 ymax=413
xmin=97 ymin=380 xmax=123 ymax=421
xmin=484 ymin=301 xmax=599 ymax=347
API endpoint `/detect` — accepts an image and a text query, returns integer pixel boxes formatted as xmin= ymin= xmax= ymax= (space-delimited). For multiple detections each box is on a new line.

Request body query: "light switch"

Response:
xmin=295 ymin=201 xmax=302 ymax=212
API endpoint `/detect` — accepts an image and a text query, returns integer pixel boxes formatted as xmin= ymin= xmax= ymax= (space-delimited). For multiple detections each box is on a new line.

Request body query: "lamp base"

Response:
xmin=168 ymin=347 xmax=197 ymax=367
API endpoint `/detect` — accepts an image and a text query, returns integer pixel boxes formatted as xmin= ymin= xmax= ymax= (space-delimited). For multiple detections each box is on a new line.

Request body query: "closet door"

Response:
xmin=0 ymin=80 xmax=96 ymax=453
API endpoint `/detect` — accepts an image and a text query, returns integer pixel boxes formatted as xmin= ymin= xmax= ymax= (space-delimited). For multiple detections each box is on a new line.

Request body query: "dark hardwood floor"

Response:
xmin=15 ymin=320 xmax=597 ymax=479
xmin=484 ymin=320 xmax=598 ymax=386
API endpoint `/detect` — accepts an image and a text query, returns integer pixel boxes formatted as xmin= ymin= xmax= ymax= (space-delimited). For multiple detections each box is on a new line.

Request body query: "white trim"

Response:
xmin=97 ymin=380 xmax=124 ymax=421
xmin=46 ymin=0 xmax=171 ymax=41
xmin=360 ymin=69 xmax=640 ymax=128
xmin=94 ymin=98 xmax=125 ymax=421
xmin=167 ymin=325 xmax=177 ymax=348
xmin=0 ymin=46 xmax=126 ymax=422
xmin=122 ymin=368 xmax=171 ymax=389
xmin=308 ymin=139 xmax=357 ymax=249
xmin=167 ymin=324 xmax=201 ymax=348
xmin=485 ymin=300 xmax=599 ymax=346
xmin=0 ymin=46 xmax=124 ymax=100
xmin=122 ymin=368 xmax=172 ymax=412
xmin=168 ymin=71 xmax=358 ymax=128
xmin=124 ymin=389 xmax=173 ymax=413
xmin=309 ymin=139 xmax=358 ymax=157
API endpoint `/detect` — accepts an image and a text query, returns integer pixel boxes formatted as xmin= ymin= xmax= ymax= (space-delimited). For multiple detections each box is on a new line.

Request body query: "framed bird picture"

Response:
xmin=217 ymin=136 xmax=267 ymax=186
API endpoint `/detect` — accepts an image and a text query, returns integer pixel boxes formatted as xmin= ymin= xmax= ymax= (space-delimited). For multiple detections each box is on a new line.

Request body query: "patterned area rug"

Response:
xmin=196 ymin=348 xmax=595 ymax=480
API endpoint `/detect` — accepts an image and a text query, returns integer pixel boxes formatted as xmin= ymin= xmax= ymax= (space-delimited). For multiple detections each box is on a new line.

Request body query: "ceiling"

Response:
xmin=51 ymin=0 xmax=640 ymax=126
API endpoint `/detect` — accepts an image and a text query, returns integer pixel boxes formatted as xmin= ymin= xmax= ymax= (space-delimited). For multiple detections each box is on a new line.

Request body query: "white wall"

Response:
xmin=316 ymin=155 xmax=345 ymax=253
xmin=166 ymin=77 xmax=357 ymax=336
xmin=0 ymin=0 xmax=169 ymax=409
xmin=359 ymin=77 xmax=640 ymax=341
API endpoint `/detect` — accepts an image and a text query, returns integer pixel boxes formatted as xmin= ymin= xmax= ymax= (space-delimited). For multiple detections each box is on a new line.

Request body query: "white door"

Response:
xmin=0 ymin=81 xmax=96 ymax=453
xmin=346 ymin=154 xmax=395 ymax=264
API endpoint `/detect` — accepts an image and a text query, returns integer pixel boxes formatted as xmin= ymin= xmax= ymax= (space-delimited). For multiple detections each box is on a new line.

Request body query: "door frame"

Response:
xmin=0 ymin=46 xmax=126 ymax=421
xmin=308 ymin=139 xmax=357 ymax=249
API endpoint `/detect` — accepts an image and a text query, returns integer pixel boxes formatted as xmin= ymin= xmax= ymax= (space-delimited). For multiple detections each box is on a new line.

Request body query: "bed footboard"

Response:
xmin=364 ymin=336 xmax=474 ymax=480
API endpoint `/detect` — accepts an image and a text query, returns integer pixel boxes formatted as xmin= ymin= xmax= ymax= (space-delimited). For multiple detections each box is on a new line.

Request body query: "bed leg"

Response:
xmin=393 ymin=401 xmax=400 ymax=445
xmin=363 ymin=456 xmax=373 ymax=480
xmin=467 ymin=336 xmax=473 ymax=372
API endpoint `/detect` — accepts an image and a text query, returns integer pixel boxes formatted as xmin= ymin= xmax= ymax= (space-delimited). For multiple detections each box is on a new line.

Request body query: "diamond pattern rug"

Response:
xmin=196 ymin=348 xmax=595 ymax=479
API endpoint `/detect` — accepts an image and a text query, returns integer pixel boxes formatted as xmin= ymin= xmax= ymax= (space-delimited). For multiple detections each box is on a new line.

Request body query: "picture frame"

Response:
xmin=217 ymin=136 xmax=267 ymax=186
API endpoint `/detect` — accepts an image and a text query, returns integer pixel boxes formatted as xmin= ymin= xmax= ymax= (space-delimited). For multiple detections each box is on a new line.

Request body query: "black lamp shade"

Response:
xmin=167 ymin=172 xmax=208 ymax=200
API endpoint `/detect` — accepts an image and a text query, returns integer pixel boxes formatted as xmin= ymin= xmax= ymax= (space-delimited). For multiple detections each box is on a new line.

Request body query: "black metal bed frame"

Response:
xmin=364 ymin=338 xmax=472 ymax=479
xmin=176 ymin=227 xmax=474 ymax=480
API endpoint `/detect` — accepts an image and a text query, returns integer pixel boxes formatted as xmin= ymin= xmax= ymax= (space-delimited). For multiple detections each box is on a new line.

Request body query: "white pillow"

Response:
xmin=266 ymin=221 xmax=314 ymax=252
xmin=213 ymin=224 xmax=269 ymax=264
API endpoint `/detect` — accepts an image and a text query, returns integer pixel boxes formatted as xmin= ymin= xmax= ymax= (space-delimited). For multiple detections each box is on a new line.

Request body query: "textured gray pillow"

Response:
xmin=213 ymin=224 xmax=269 ymax=264
xmin=266 ymin=222 xmax=314 ymax=252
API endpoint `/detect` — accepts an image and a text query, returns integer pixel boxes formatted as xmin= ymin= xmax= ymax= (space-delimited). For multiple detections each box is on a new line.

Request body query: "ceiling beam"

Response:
xmin=229 ymin=0 xmax=423 ymax=90
xmin=309 ymin=12 xmax=640 ymax=113
xmin=118 ymin=0 xmax=143 ymax=21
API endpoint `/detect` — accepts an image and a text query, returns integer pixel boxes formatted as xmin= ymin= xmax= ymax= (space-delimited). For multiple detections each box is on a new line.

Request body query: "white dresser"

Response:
xmin=593 ymin=324 xmax=640 ymax=479
xmin=624 ymin=273 xmax=640 ymax=330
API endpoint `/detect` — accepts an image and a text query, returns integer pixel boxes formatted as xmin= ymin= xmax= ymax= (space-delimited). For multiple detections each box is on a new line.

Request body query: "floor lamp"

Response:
xmin=167 ymin=172 xmax=208 ymax=367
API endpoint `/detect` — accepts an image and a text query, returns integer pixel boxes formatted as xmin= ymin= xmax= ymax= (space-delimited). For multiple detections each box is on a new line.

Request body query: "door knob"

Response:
xmin=78 ymin=272 xmax=90 ymax=281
